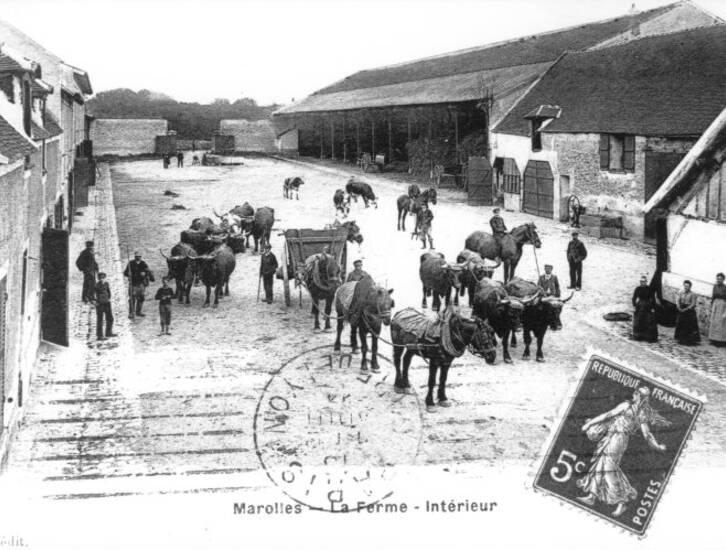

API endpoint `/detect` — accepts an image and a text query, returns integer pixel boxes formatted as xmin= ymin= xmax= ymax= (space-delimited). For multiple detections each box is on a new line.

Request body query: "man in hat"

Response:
xmin=259 ymin=244 xmax=278 ymax=304
xmin=566 ymin=231 xmax=587 ymax=290
xmin=489 ymin=207 xmax=508 ymax=245
xmin=75 ymin=240 xmax=98 ymax=303
xmin=538 ymin=264 xmax=561 ymax=297
xmin=418 ymin=202 xmax=434 ymax=249
xmin=346 ymin=259 xmax=371 ymax=282
xmin=123 ymin=251 xmax=154 ymax=318
xmin=93 ymin=272 xmax=116 ymax=340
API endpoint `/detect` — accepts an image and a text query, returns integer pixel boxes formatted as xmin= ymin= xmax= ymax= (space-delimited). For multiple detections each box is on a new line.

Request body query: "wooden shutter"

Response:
xmin=599 ymin=134 xmax=610 ymax=170
xmin=623 ymin=135 xmax=635 ymax=171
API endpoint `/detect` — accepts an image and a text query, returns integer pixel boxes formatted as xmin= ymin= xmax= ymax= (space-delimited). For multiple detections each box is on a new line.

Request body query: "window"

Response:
xmin=531 ymin=120 xmax=543 ymax=152
xmin=22 ymin=79 xmax=31 ymax=136
xmin=0 ymin=75 xmax=14 ymax=103
xmin=501 ymin=158 xmax=522 ymax=194
xmin=600 ymin=134 xmax=635 ymax=172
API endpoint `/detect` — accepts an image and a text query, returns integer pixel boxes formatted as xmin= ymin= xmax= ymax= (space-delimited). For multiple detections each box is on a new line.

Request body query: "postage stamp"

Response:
xmin=253 ymin=345 xmax=422 ymax=512
xmin=534 ymin=353 xmax=705 ymax=536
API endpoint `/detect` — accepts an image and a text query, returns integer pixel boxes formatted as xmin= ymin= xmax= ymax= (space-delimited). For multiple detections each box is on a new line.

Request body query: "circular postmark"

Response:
xmin=254 ymin=345 xmax=423 ymax=512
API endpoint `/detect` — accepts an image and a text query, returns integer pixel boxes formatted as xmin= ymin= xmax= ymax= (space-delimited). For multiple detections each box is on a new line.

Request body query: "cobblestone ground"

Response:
xmin=4 ymin=156 xmax=726 ymax=504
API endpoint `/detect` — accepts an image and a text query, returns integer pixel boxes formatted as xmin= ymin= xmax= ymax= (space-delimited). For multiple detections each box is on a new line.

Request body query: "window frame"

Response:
xmin=600 ymin=133 xmax=635 ymax=173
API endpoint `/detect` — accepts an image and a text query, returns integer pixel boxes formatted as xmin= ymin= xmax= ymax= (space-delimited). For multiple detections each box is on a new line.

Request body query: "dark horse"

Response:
xmin=465 ymin=223 xmax=541 ymax=282
xmin=391 ymin=307 xmax=496 ymax=412
xmin=299 ymin=251 xmax=342 ymax=330
xmin=333 ymin=278 xmax=395 ymax=372
xmin=396 ymin=187 xmax=437 ymax=233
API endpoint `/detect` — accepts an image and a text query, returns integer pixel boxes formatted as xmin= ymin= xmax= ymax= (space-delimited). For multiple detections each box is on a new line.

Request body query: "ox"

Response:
xmin=196 ymin=243 xmax=236 ymax=307
xmin=160 ymin=242 xmax=197 ymax=304
xmin=333 ymin=189 xmax=350 ymax=217
xmin=455 ymin=249 xmax=499 ymax=307
xmin=346 ymin=177 xmax=377 ymax=208
xmin=419 ymin=252 xmax=463 ymax=311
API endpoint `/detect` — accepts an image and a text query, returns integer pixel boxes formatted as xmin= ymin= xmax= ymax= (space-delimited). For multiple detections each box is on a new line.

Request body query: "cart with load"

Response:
xmin=278 ymin=227 xmax=348 ymax=306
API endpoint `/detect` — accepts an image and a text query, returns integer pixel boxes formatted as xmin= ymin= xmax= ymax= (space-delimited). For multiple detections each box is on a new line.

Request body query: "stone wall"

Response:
xmin=219 ymin=119 xmax=276 ymax=153
xmin=91 ymin=119 xmax=168 ymax=156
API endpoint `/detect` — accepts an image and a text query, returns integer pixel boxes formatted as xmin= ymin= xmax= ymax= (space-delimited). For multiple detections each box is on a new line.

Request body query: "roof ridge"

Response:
xmin=354 ymin=1 xmax=678 ymax=72
xmin=0 ymin=18 xmax=62 ymax=63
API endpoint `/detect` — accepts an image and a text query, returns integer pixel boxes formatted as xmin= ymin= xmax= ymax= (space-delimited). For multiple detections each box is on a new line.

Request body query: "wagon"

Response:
xmin=280 ymin=227 xmax=348 ymax=307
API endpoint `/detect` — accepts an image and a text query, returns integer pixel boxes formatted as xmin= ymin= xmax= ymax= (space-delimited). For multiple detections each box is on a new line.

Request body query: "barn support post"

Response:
xmin=453 ymin=107 xmax=460 ymax=164
xmin=388 ymin=117 xmax=393 ymax=163
xmin=342 ymin=116 xmax=348 ymax=163
xmin=320 ymin=117 xmax=325 ymax=160
xmin=371 ymin=118 xmax=376 ymax=156
xmin=356 ymin=119 xmax=361 ymax=160
xmin=330 ymin=117 xmax=335 ymax=160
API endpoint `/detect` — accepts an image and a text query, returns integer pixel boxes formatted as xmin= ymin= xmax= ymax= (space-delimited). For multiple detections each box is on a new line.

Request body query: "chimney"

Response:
xmin=629 ymin=3 xmax=638 ymax=15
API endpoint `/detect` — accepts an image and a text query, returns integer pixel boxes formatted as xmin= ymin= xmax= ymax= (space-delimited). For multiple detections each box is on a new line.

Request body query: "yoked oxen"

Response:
xmin=213 ymin=202 xmax=255 ymax=234
xmin=390 ymin=306 xmax=496 ymax=412
xmin=419 ymin=252 xmax=463 ymax=311
xmin=160 ymin=242 xmax=197 ymax=304
xmin=455 ymin=249 xmax=499 ymax=307
xmin=196 ymin=243 xmax=236 ymax=308
xmin=333 ymin=189 xmax=349 ymax=217
xmin=333 ymin=277 xmax=395 ymax=372
xmin=242 ymin=206 xmax=275 ymax=253
xmin=504 ymin=277 xmax=573 ymax=362
xmin=190 ymin=216 xmax=226 ymax=235
xmin=472 ymin=278 xmax=535 ymax=363
xmin=180 ymin=230 xmax=246 ymax=256
xmin=465 ymin=223 xmax=541 ymax=282
xmin=283 ymin=176 xmax=305 ymax=200
xmin=298 ymin=250 xmax=342 ymax=331
xmin=397 ymin=187 xmax=437 ymax=233
xmin=346 ymin=177 xmax=377 ymax=208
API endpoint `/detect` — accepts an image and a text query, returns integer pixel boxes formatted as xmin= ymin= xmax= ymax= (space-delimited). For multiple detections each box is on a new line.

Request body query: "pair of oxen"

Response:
xmin=333 ymin=177 xmax=379 ymax=216
xmin=160 ymin=204 xmax=274 ymax=307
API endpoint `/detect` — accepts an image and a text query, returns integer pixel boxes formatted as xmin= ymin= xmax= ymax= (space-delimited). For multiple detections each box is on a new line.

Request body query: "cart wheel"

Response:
xmin=282 ymin=244 xmax=291 ymax=307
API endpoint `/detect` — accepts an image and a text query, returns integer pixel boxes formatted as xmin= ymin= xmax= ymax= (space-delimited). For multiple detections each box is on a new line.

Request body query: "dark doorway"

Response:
xmin=41 ymin=228 xmax=69 ymax=347
xmin=644 ymin=152 xmax=686 ymax=242
xmin=467 ymin=156 xmax=493 ymax=205
xmin=67 ymin=170 xmax=74 ymax=230
xmin=655 ymin=217 xmax=669 ymax=272
xmin=0 ymin=276 xmax=6 ymax=432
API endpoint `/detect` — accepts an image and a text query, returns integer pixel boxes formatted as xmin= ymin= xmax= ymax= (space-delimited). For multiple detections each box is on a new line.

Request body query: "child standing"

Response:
xmin=155 ymin=278 xmax=175 ymax=335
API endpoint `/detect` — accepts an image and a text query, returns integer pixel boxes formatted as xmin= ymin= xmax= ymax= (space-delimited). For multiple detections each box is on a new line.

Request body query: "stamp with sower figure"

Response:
xmin=534 ymin=354 xmax=704 ymax=536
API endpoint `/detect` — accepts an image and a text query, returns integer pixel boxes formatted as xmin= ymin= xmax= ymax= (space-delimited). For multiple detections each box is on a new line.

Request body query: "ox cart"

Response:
xmin=280 ymin=227 xmax=348 ymax=307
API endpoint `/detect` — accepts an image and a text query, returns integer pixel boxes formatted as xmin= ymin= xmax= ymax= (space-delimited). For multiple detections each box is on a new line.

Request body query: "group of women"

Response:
xmin=631 ymin=272 xmax=726 ymax=347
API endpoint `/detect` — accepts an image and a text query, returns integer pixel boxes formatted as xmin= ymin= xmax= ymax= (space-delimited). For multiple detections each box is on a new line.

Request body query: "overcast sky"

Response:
xmin=2 ymin=0 xmax=725 ymax=105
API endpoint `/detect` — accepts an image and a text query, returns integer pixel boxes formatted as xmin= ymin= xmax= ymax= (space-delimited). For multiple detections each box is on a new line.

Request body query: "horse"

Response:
xmin=390 ymin=307 xmax=497 ymax=412
xmin=333 ymin=277 xmax=395 ymax=372
xmin=299 ymin=251 xmax=342 ymax=331
xmin=465 ymin=223 xmax=541 ymax=282
xmin=397 ymin=187 xmax=437 ymax=233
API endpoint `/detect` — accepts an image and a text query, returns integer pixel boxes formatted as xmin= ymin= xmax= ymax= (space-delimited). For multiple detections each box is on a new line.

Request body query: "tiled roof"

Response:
xmin=73 ymin=71 xmax=92 ymax=95
xmin=0 ymin=116 xmax=37 ymax=162
xmin=312 ymin=4 xmax=677 ymax=96
xmin=31 ymin=121 xmax=50 ymax=140
xmin=0 ymin=52 xmax=32 ymax=73
xmin=494 ymin=25 xmax=726 ymax=137
xmin=31 ymin=77 xmax=53 ymax=96
xmin=43 ymin=111 xmax=63 ymax=138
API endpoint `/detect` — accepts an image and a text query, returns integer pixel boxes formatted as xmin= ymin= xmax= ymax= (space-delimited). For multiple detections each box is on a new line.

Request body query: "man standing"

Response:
xmin=259 ymin=244 xmax=278 ymax=304
xmin=75 ymin=240 xmax=98 ymax=303
xmin=538 ymin=264 xmax=561 ymax=297
xmin=489 ymin=207 xmax=508 ymax=243
xmin=176 ymin=151 xmax=184 ymax=167
xmin=418 ymin=203 xmax=434 ymax=250
xmin=123 ymin=252 xmax=153 ymax=318
xmin=346 ymin=259 xmax=371 ymax=282
xmin=566 ymin=231 xmax=587 ymax=290
xmin=93 ymin=272 xmax=116 ymax=341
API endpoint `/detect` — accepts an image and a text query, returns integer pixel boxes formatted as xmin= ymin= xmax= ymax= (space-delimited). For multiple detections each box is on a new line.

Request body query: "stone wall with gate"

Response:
xmin=91 ymin=119 xmax=168 ymax=156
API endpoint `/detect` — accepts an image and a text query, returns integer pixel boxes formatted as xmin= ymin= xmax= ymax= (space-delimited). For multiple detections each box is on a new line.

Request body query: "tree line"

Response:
xmin=87 ymin=89 xmax=281 ymax=139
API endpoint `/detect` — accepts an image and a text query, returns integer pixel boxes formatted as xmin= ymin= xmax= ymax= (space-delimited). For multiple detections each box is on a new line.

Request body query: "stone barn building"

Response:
xmin=0 ymin=23 xmax=92 ymax=465
xmin=90 ymin=118 xmax=168 ymax=156
xmin=273 ymin=2 xmax=720 ymax=182
xmin=644 ymin=106 xmax=726 ymax=335
xmin=493 ymin=25 xmax=726 ymax=240
xmin=218 ymin=119 xmax=277 ymax=153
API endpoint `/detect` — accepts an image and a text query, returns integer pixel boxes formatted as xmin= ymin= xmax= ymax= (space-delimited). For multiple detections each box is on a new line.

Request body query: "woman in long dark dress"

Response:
xmin=674 ymin=280 xmax=700 ymax=345
xmin=709 ymin=272 xmax=726 ymax=346
xmin=632 ymin=275 xmax=658 ymax=342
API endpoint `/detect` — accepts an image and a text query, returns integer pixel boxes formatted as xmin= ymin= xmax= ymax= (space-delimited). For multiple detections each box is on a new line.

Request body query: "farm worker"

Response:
xmin=75 ymin=240 xmax=98 ymax=303
xmin=418 ymin=202 xmax=434 ymax=250
xmin=566 ymin=231 xmax=587 ymax=291
xmin=489 ymin=207 xmax=507 ymax=245
xmin=123 ymin=251 xmax=154 ymax=319
xmin=176 ymin=151 xmax=184 ymax=167
xmin=631 ymin=275 xmax=658 ymax=343
xmin=674 ymin=280 xmax=700 ymax=345
xmin=93 ymin=272 xmax=116 ymax=341
xmin=538 ymin=264 xmax=560 ymax=297
xmin=260 ymin=244 xmax=278 ymax=304
xmin=709 ymin=272 xmax=726 ymax=346
xmin=155 ymin=277 xmax=175 ymax=335
xmin=347 ymin=259 xmax=371 ymax=283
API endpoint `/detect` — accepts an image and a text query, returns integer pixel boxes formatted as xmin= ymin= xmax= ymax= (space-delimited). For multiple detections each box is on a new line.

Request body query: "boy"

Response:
xmin=155 ymin=278 xmax=175 ymax=335
xmin=94 ymin=272 xmax=116 ymax=340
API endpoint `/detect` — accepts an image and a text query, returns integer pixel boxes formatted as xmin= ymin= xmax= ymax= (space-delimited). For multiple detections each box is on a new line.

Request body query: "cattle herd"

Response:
xmin=158 ymin=173 xmax=574 ymax=413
